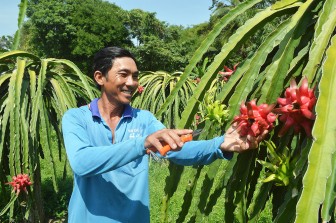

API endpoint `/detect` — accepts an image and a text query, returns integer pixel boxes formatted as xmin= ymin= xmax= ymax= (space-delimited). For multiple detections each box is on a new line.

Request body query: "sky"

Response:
xmin=0 ymin=0 xmax=213 ymax=37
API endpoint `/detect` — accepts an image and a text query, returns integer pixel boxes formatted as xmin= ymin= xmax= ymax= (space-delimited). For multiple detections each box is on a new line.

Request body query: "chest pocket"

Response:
xmin=118 ymin=155 xmax=148 ymax=176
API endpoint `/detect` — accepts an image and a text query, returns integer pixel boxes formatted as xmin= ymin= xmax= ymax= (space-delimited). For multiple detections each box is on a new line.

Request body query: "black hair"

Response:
xmin=93 ymin=46 xmax=137 ymax=78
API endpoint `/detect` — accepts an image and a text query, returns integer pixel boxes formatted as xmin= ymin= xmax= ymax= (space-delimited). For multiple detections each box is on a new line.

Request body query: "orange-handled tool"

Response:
xmin=146 ymin=129 xmax=202 ymax=156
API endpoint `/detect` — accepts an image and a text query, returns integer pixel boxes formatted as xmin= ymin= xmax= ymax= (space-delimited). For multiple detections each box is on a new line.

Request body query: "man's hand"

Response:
xmin=220 ymin=123 xmax=268 ymax=153
xmin=145 ymin=129 xmax=193 ymax=152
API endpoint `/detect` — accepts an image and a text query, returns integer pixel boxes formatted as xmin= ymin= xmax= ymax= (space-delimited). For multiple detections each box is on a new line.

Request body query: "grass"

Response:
xmin=39 ymin=143 xmax=72 ymax=222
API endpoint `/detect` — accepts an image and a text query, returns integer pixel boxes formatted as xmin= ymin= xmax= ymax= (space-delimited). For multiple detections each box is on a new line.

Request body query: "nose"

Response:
xmin=125 ymin=75 xmax=138 ymax=86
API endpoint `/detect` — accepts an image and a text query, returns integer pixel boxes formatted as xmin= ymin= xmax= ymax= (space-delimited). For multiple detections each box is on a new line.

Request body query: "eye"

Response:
xmin=132 ymin=72 xmax=139 ymax=80
xmin=119 ymin=72 xmax=128 ymax=78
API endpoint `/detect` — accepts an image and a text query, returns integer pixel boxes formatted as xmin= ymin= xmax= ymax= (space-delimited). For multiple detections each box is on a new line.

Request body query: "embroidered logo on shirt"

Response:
xmin=128 ymin=129 xmax=143 ymax=139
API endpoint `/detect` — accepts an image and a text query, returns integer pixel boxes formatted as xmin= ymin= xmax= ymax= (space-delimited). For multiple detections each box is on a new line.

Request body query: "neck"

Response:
xmin=98 ymin=96 xmax=124 ymax=119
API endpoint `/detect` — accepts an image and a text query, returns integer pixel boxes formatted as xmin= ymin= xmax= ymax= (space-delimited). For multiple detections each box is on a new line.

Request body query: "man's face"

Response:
xmin=102 ymin=57 xmax=139 ymax=105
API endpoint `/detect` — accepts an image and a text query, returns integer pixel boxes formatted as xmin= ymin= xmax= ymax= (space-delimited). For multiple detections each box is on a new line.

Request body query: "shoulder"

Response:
xmin=62 ymin=105 xmax=90 ymax=121
xmin=131 ymin=107 xmax=156 ymax=119
xmin=129 ymin=107 xmax=165 ymax=132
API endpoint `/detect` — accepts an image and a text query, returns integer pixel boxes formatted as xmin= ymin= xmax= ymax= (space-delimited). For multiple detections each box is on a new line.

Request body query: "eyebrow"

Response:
xmin=118 ymin=68 xmax=139 ymax=75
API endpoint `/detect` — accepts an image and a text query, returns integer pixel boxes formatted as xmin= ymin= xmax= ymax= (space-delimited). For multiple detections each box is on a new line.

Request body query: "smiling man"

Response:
xmin=61 ymin=46 xmax=264 ymax=223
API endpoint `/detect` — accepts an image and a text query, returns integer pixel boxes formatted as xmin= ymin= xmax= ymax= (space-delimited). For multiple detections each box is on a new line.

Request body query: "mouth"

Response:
xmin=121 ymin=90 xmax=133 ymax=96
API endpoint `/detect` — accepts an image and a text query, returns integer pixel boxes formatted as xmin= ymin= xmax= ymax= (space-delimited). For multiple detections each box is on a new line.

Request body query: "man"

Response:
xmin=62 ymin=46 xmax=263 ymax=222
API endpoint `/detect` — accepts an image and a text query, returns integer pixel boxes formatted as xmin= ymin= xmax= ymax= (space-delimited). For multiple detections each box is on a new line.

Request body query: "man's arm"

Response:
xmin=62 ymin=109 xmax=147 ymax=178
xmin=165 ymin=136 xmax=233 ymax=166
xmin=153 ymin=123 xmax=265 ymax=166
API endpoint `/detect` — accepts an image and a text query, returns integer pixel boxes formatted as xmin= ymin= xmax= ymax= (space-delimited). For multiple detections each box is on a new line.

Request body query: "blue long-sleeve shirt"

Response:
xmin=61 ymin=98 xmax=232 ymax=223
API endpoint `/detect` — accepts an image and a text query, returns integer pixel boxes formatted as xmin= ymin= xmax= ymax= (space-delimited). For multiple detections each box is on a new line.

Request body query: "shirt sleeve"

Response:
xmin=62 ymin=109 xmax=147 ymax=178
xmin=166 ymin=136 xmax=233 ymax=166
xmin=144 ymin=111 xmax=165 ymax=135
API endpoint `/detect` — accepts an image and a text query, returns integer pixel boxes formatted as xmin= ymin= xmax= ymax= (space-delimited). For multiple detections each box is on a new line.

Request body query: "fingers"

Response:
xmin=144 ymin=129 xmax=193 ymax=152
xmin=222 ymin=124 xmax=260 ymax=153
xmin=173 ymin=129 xmax=194 ymax=136
xmin=246 ymin=129 xmax=269 ymax=148
xmin=160 ymin=130 xmax=181 ymax=149
xmin=221 ymin=137 xmax=247 ymax=153
xmin=226 ymin=122 xmax=239 ymax=134
xmin=235 ymin=138 xmax=247 ymax=151
xmin=146 ymin=137 xmax=164 ymax=152
xmin=246 ymin=135 xmax=258 ymax=149
xmin=222 ymin=121 xmax=272 ymax=153
xmin=258 ymin=129 xmax=269 ymax=141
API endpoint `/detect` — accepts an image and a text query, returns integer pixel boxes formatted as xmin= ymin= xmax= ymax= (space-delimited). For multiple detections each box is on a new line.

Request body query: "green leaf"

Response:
xmin=303 ymin=8 xmax=336 ymax=82
xmin=233 ymin=151 xmax=258 ymax=222
xmin=20 ymin=94 xmax=29 ymax=172
xmin=51 ymin=59 xmax=96 ymax=100
xmin=312 ymin=0 xmax=336 ymax=47
xmin=0 ymin=50 xmax=40 ymax=61
xmin=13 ymin=58 xmax=26 ymax=173
xmin=178 ymin=3 xmax=300 ymax=128
xmin=39 ymin=101 xmax=58 ymax=192
xmin=0 ymin=73 xmax=11 ymax=86
xmin=49 ymin=76 xmax=76 ymax=112
xmin=248 ymin=182 xmax=273 ymax=222
xmin=28 ymin=69 xmax=37 ymax=101
xmin=6 ymin=58 xmax=26 ymax=175
xmin=156 ymin=0 xmax=264 ymax=119
xmin=295 ymin=34 xmax=336 ymax=223
xmin=260 ymin=0 xmax=316 ymax=103
xmin=176 ymin=167 xmax=203 ymax=223
xmin=0 ymin=84 xmax=11 ymax=163
xmin=194 ymin=160 xmax=223 ymax=222
xmin=0 ymin=193 xmax=18 ymax=216
xmin=30 ymin=59 xmax=48 ymax=139
xmin=221 ymin=16 xmax=292 ymax=120
xmin=132 ymin=71 xmax=195 ymax=127
xmin=321 ymin=152 xmax=336 ymax=221
xmin=272 ymin=0 xmax=301 ymax=9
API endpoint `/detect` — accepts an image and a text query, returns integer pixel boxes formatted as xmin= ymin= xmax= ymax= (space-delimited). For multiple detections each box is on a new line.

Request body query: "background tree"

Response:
xmin=125 ymin=9 xmax=197 ymax=72
xmin=0 ymin=36 xmax=13 ymax=53
xmin=23 ymin=0 xmax=132 ymax=74
xmin=126 ymin=9 xmax=166 ymax=46
xmin=22 ymin=1 xmax=211 ymax=73
xmin=132 ymin=34 xmax=192 ymax=72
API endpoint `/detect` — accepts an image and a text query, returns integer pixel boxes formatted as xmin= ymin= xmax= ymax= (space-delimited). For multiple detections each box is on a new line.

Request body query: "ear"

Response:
xmin=94 ymin=71 xmax=105 ymax=87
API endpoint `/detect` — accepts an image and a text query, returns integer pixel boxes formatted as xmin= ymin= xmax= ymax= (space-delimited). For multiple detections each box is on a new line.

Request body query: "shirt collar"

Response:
xmin=89 ymin=98 xmax=133 ymax=119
